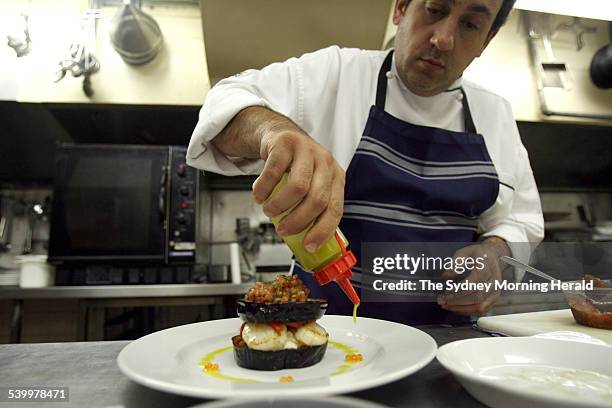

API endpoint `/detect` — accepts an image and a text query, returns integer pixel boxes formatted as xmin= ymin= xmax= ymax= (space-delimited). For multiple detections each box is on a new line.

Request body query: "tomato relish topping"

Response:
xmin=244 ymin=275 xmax=309 ymax=303
xmin=269 ymin=322 xmax=283 ymax=336
xmin=204 ymin=363 xmax=219 ymax=372
xmin=279 ymin=375 xmax=294 ymax=382
xmin=286 ymin=321 xmax=308 ymax=329
xmin=240 ymin=321 xmax=312 ymax=337
xmin=345 ymin=353 xmax=363 ymax=362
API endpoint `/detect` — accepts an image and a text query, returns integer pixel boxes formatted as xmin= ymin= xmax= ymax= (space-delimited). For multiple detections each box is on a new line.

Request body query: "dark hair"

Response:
xmin=400 ymin=0 xmax=517 ymax=33
xmin=490 ymin=0 xmax=517 ymax=32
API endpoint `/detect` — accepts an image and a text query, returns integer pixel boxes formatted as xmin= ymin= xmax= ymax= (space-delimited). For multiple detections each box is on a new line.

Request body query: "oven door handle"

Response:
xmin=158 ymin=165 xmax=168 ymax=222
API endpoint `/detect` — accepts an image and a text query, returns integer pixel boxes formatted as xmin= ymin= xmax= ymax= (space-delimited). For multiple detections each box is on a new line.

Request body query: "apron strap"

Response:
xmin=460 ymin=88 xmax=477 ymax=134
xmin=375 ymin=49 xmax=478 ymax=134
xmin=375 ymin=50 xmax=394 ymax=109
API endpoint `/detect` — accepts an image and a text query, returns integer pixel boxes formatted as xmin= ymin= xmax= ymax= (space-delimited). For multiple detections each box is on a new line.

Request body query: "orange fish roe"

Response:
xmin=279 ymin=375 xmax=294 ymax=382
xmin=204 ymin=363 xmax=219 ymax=372
xmin=345 ymin=353 xmax=363 ymax=362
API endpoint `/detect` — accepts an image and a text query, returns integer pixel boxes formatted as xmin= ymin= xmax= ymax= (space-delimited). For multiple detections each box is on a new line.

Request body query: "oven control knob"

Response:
xmin=177 ymin=163 xmax=187 ymax=177
xmin=179 ymin=186 xmax=190 ymax=196
xmin=176 ymin=213 xmax=187 ymax=225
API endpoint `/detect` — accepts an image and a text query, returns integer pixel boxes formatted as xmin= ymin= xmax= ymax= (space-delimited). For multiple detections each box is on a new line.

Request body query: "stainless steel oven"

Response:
xmin=48 ymin=144 xmax=197 ymax=266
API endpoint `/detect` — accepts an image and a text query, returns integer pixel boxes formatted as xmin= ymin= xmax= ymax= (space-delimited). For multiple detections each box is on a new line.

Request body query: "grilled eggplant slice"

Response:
xmin=236 ymin=299 xmax=327 ymax=323
xmin=232 ymin=335 xmax=327 ymax=370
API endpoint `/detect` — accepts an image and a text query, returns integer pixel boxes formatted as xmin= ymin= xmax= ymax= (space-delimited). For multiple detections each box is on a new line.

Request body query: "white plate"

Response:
xmin=437 ymin=333 xmax=612 ymax=408
xmin=189 ymin=395 xmax=391 ymax=408
xmin=117 ymin=315 xmax=437 ymax=399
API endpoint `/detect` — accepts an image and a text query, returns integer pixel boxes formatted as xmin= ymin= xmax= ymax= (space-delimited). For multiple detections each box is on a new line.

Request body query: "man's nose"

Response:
xmin=430 ymin=19 xmax=456 ymax=51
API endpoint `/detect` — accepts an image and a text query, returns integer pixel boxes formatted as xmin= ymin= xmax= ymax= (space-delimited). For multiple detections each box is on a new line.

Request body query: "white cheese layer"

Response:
xmin=294 ymin=322 xmax=328 ymax=346
xmin=241 ymin=323 xmax=287 ymax=351
xmin=241 ymin=322 xmax=328 ymax=350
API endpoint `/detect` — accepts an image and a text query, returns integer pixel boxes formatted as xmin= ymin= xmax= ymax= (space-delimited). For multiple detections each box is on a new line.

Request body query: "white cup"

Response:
xmin=15 ymin=255 xmax=56 ymax=288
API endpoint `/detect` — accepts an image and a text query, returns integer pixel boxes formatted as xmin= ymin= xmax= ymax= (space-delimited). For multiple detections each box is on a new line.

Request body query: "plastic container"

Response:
xmin=15 ymin=255 xmax=55 ymax=288
xmin=563 ymin=277 xmax=612 ymax=330
xmin=268 ymin=174 xmax=359 ymax=305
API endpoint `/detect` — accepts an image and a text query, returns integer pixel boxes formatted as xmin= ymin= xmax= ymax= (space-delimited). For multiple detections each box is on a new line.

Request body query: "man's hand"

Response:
xmin=211 ymin=106 xmax=345 ymax=254
xmin=254 ymin=129 xmax=345 ymax=253
xmin=437 ymin=237 xmax=511 ymax=316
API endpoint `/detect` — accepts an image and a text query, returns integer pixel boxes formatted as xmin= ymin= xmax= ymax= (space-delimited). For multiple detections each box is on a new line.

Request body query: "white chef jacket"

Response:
xmin=187 ymin=46 xmax=544 ymax=272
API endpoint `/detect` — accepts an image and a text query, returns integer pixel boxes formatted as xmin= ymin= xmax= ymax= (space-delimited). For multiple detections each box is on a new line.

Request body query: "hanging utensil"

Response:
xmin=108 ymin=0 xmax=163 ymax=65
xmin=6 ymin=13 xmax=31 ymax=57
xmin=55 ymin=9 xmax=102 ymax=97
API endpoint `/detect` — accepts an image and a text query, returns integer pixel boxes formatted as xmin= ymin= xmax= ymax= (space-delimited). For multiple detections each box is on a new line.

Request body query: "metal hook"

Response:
xmin=554 ymin=17 xmax=597 ymax=51
xmin=54 ymin=9 xmax=102 ymax=96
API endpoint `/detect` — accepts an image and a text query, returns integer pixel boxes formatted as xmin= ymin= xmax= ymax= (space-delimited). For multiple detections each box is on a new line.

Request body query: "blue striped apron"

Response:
xmin=296 ymin=50 xmax=500 ymax=324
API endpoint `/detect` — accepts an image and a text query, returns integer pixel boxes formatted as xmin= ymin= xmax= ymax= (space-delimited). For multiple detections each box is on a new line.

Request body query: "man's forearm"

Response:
xmin=212 ymin=106 xmax=302 ymax=159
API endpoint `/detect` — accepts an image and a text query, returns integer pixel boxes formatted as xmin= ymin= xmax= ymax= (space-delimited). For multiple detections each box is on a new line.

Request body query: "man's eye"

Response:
xmin=464 ymin=21 xmax=479 ymax=31
xmin=426 ymin=7 xmax=443 ymax=16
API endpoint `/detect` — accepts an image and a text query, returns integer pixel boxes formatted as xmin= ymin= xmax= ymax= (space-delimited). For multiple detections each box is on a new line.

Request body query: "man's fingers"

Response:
xmin=441 ymin=269 xmax=460 ymax=280
xmin=276 ymin=159 xmax=332 ymax=236
xmin=444 ymin=260 xmax=495 ymax=283
xmin=437 ymin=243 xmax=504 ymax=316
xmin=302 ymin=167 xmax=345 ymax=252
xmin=438 ymin=299 xmax=496 ymax=316
xmin=261 ymin=154 xmax=314 ymax=218
xmin=441 ymin=268 xmax=498 ymax=302
xmin=441 ymin=245 xmax=479 ymax=279
xmin=253 ymin=147 xmax=293 ymax=204
xmin=441 ymin=290 xmax=492 ymax=306
xmin=253 ymin=130 xmax=344 ymax=253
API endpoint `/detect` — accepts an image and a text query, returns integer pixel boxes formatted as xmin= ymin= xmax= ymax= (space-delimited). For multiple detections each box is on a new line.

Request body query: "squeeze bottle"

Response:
xmin=267 ymin=173 xmax=360 ymax=305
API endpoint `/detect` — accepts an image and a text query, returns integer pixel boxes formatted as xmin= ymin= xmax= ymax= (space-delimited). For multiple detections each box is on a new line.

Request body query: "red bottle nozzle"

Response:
xmin=336 ymin=273 xmax=361 ymax=306
xmin=313 ymin=232 xmax=361 ymax=305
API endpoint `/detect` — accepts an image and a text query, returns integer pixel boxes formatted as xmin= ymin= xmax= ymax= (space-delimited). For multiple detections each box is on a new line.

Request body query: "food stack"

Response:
xmin=232 ymin=275 xmax=329 ymax=370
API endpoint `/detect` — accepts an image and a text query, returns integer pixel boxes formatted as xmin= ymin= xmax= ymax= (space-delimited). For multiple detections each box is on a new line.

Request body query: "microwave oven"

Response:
xmin=48 ymin=144 xmax=198 ymax=266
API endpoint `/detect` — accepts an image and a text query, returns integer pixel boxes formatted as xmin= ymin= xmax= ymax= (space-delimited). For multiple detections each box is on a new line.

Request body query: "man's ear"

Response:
xmin=392 ymin=0 xmax=410 ymax=25
xmin=477 ymin=29 xmax=498 ymax=57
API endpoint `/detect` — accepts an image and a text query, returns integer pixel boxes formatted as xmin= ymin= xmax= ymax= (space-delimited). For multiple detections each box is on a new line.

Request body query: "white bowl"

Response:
xmin=437 ymin=333 xmax=612 ymax=408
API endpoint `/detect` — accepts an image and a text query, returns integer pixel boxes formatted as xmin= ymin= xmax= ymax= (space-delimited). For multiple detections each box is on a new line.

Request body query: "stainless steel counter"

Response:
xmin=0 ymin=325 xmax=489 ymax=408
xmin=0 ymin=284 xmax=252 ymax=299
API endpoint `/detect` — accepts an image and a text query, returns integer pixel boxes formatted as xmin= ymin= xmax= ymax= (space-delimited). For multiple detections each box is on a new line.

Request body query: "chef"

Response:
xmin=187 ymin=0 xmax=544 ymax=324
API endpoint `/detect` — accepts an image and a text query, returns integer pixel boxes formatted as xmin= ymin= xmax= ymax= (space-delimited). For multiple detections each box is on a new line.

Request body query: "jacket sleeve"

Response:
xmin=186 ymin=46 xmax=341 ymax=176
xmin=479 ymin=124 xmax=545 ymax=281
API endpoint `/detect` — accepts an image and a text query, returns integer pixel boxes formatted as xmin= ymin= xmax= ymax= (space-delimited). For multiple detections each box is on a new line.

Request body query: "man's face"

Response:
xmin=393 ymin=0 xmax=503 ymax=96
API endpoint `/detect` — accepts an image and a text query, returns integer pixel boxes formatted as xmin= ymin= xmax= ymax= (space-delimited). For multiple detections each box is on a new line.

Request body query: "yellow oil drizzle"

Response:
xmin=352 ymin=303 xmax=360 ymax=324
xmin=331 ymin=364 xmax=353 ymax=376
xmin=198 ymin=346 xmax=257 ymax=383
xmin=328 ymin=341 xmax=363 ymax=376
xmin=199 ymin=345 xmax=233 ymax=365
xmin=328 ymin=341 xmax=359 ymax=355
